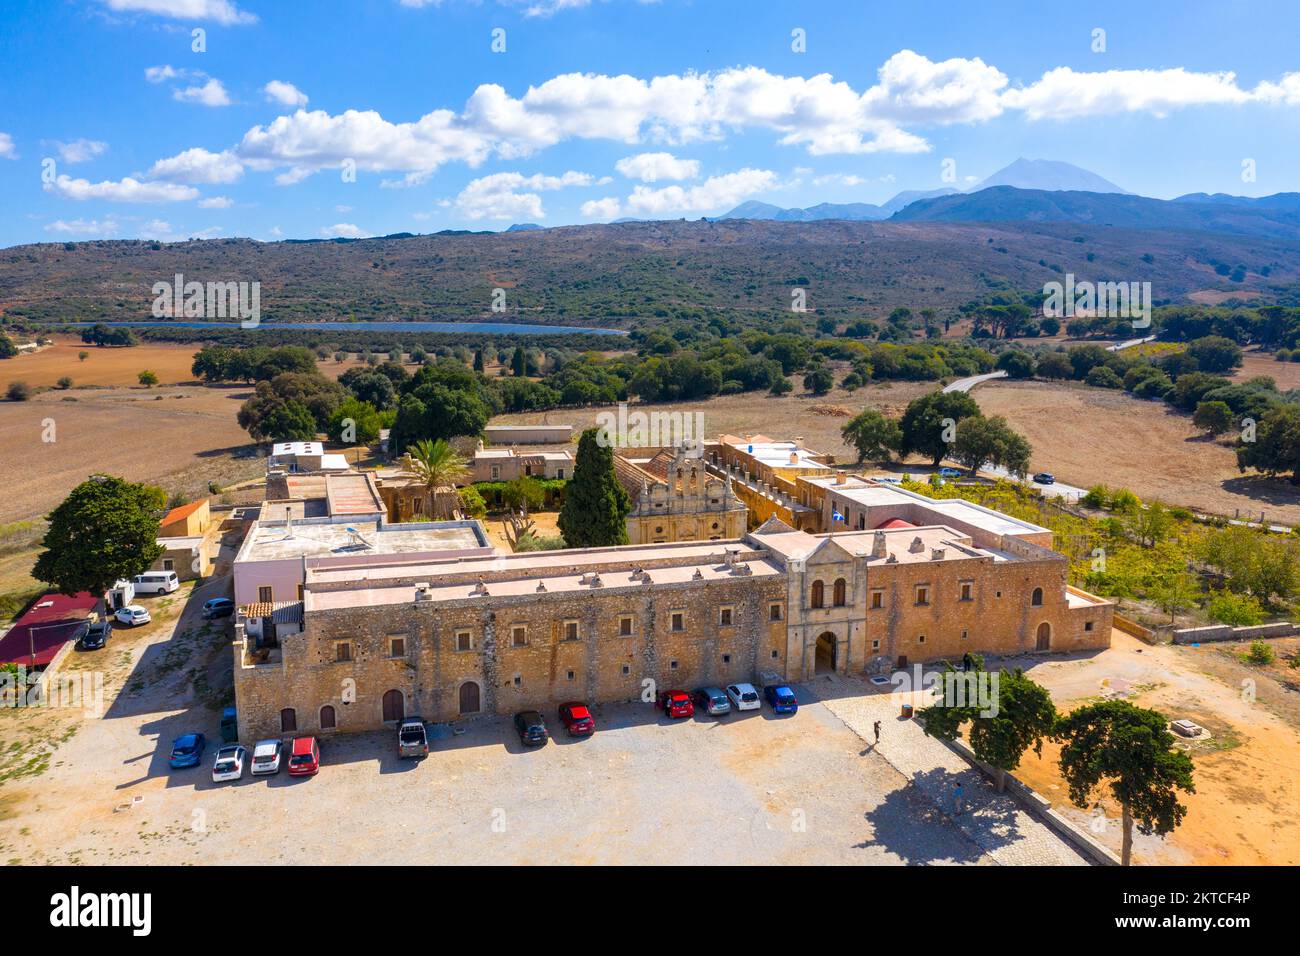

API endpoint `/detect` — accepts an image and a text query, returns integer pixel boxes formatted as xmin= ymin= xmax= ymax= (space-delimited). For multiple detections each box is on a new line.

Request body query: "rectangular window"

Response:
xmin=389 ymin=637 xmax=406 ymax=658
xmin=563 ymin=620 xmax=579 ymax=642
xmin=961 ymin=629 xmax=969 ymax=641
xmin=618 ymin=615 xmax=634 ymax=637
xmin=771 ymin=649 xmax=780 ymax=659
xmin=915 ymin=586 xmax=929 ymax=607
xmin=258 ymin=585 xmax=273 ymax=603
xmin=162 ymin=559 xmax=174 ymax=571
xmin=871 ymin=639 xmax=880 ymax=651
xmin=621 ymin=664 xmax=631 ymax=676
xmin=1084 ymin=621 xmax=1094 ymax=632
xmin=718 ymin=606 xmax=734 ymax=627
xmin=511 ymin=625 xmax=528 ymax=647
xmin=566 ymin=669 xmax=575 ymax=681
xmin=917 ymin=634 xmax=926 ymax=644
xmin=722 ymin=653 xmax=731 ymax=664
xmin=670 ymin=611 xmax=685 ymax=632
xmin=456 ymin=630 xmax=473 ymax=652
xmin=769 ymin=602 xmax=783 ymax=622
xmin=959 ymin=581 xmax=973 ymax=602
xmin=870 ymin=590 xmax=884 ymax=610
xmin=334 ymin=642 xmax=352 ymax=663
xmin=669 ymin=659 xmax=679 ymax=670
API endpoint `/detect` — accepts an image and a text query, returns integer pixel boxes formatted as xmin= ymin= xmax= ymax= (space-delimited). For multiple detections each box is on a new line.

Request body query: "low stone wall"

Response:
xmin=1172 ymin=621 xmax=1296 ymax=645
xmin=1113 ymin=613 xmax=1158 ymax=644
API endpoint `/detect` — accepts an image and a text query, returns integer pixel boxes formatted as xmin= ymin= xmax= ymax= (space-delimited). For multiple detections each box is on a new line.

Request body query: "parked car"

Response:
xmin=938 ymin=467 xmax=963 ymax=479
xmin=725 ymin=683 xmax=761 ymax=712
xmin=168 ymin=733 xmax=206 ymax=769
xmin=693 ymin=686 xmax=731 ymax=716
xmin=114 ymin=605 xmax=151 ymax=626
xmin=287 ymin=736 xmax=320 ymax=776
xmin=1032 ymin=472 xmax=1056 ymax=485
xmin=211 ymin=744 xmax=246 ymax=782
xmin=250 ymin=739 xmax=283 ymax=775
xmin=513 ymin=711 xmax=549 ymax=747
xmin=397 ymin=718 xmax=429 ymax=758
xmin=558 ymin=702 xmax=595 ymax=736
xmin=79 ymin=619 xmax=112 ymax=651
xmin=132 ymin=571 xmax=179 ymax=595
xmin=202 ymin=597 xmax=235 ymax=620
xmin=764 ymin=684 xmax=799 ymax=714
xmin=874 ymin=476 xmax=902 ymax=484
xmin=656 ymin=689 xmax=695 ymax=719
xmin=220 ymin=706 xmax=239 ymax=743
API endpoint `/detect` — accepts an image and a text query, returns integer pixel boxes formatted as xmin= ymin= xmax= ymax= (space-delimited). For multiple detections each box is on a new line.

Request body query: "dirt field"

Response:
xmin=974 ymin=379 xmax=1300 ymax=524
xmin=1232 ymin=347 xmax=1300 ymax=390
xmin=0 ymin=383 xmax=261 ymax=524
xmin=0 ymin=337 xmax=207 ymax=390
xmin=1005 ymin=630 xmax=1300 ymax=865
xmin=491 ymin=378 xmax=939 ymax=463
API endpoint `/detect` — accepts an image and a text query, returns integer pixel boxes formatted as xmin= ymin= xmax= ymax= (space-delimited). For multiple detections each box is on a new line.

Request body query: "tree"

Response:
xmin=6 ymin=381 xmax=31 ymax=402
xmin=33 ymin=476 xmax=165 ymax=599
xmin=401 ymin=439 xmax=469 ymax=520
xmin=558 ymin=428 xmax=630 ymax=548
xmin=1236 ymin=404 xmax=1300 ymax=484
xmin=920 ymin=665 xmax=1058 ymax=793
xmin=802 ymin=365 xmax=833 ymax=395
xmin=841 ymin=408 xmax=902 ymax=464
xmin=899 ymin=390 xmax=980 ymax=466
xmin=995 ymin=350 xmax=1035 ymax=379
xmin=0 ymin=334 xmax=16 ymax=359
xmin=1055 ymin=700 xmax=1195 ymax=866
xmin=1192 ymin=400 xmax=1233 ymax=437
xmin=1127 ymin=500 xmax=1172 ymax=548
xmin=138 ymin=369 xmax=158 ymax=387
xmin=1150 ymin=571 xmax=1199 ymax=623
xmin=256 ymin=400 xmax=317 ymax=442
xmin=1187 ymin=335 xmax=1243 ymax=374
xmin=952 ymin=414 xmax=1032 ymax=477
xmin=327 ymin=397 xmax=382 ymax=444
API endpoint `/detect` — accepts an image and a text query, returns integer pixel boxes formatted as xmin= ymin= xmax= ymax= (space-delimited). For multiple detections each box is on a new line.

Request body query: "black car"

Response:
xmin=1032 ymin=472 xmax=1056 ymax=485
xmin=513 ymin=711 xmax=549 ymax=747
xmin=79 ymin=620 xmax=112 ymax=651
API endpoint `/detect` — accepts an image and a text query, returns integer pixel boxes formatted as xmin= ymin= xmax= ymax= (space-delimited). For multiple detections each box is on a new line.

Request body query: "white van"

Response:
xmin=132 ymin=571 xmax=180 ymax=595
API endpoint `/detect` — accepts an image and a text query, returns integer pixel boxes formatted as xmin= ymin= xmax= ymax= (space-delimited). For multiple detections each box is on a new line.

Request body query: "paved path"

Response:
xmin=943 ymin=369 xmax=1006 ymax=393
xmin=811 ymin=674 xmax=1089 ymax=866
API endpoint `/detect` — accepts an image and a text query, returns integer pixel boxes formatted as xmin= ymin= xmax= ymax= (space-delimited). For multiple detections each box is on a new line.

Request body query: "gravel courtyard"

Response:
xmin=0 ymin=580 xmax=1087 ymax=866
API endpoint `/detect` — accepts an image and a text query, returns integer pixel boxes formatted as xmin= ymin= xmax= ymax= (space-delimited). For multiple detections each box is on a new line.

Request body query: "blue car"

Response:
xmin=764 ymin=684 xmax=799 ymax=714
xmin=168 ymin=733 xmax=206 ymax=769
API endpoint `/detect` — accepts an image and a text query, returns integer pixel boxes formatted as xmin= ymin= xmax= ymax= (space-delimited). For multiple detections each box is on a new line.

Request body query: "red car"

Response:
xmin=287 ymin=736 xmax=320 ymax=776
xmin=558 ymin=702 xmax=595 ymax=736
xmin=656 ymin=689 xmax=695 ymax=719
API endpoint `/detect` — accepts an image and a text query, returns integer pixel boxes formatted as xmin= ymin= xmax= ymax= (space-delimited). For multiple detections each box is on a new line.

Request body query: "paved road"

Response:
xmin=943 ymin=370 xmax=1007 ymax=394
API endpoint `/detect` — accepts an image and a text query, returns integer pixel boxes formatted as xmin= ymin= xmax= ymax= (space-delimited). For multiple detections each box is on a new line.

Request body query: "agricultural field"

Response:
xmin=974 ymin=379 xmax=1300 ymax=524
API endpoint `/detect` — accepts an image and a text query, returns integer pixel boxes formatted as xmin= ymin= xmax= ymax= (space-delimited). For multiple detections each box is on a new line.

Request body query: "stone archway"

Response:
xmin=815 ymin=631 xmax=838 ymax=673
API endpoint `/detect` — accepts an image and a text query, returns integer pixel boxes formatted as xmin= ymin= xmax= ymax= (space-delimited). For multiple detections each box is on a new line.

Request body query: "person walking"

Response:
xmin=954 ymin=781 xmax=965 ymax=816
xmin=962 ymin=652 xmax=974 ymax=673
xmin=873 ymin=720 xmax=881 ymax=745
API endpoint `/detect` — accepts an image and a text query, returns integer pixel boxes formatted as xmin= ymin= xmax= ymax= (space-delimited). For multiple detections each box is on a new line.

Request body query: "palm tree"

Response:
xmin=401 ymin=439 xmax=469 ymax=520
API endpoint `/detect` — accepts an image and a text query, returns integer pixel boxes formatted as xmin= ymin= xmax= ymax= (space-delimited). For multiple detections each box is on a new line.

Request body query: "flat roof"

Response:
xmin=727 ymin=439 xmax=830 ymax=470
xmin=324 ymin=473 xmax=384 ymax=516
xmin=271 ymin=441 xmax=324 ymax=456
xmin=754 ymin=526 xmax=988 ymax=565
xmin=825 ymin=482 xmax=1050 ymax=537
xmin=1 ymin=592 xmax=99 ymax=667
xmin=240 ymin=519 xmax=488 ymax=563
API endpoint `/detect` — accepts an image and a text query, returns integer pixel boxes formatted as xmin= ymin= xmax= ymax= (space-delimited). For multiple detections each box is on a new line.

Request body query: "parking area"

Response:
xmin=0 ymin=579 xmax=1090 ymax=866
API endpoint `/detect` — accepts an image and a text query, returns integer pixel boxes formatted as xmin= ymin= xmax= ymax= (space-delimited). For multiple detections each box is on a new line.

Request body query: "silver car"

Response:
xmin=694 ymin=687 xmax=731 ymax=716
xmin=725 ymin=682 xmax=761 ymax=712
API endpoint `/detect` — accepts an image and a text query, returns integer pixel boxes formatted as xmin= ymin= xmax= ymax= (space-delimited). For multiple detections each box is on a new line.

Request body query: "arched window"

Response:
xmin=1031 ymin=587 xmax=1044 ymax=607
xmin=319 ymin=705 xmax=336 ymax=730
xmin=279 ymin=708 xmax=297 ymax=733
xmin=833 ymin=578 xmax=847 ymax=607
xmin=381 ymin=689 xmax=404 ymax=723
xmin=810 ymin=579 xmax=825 ymax=609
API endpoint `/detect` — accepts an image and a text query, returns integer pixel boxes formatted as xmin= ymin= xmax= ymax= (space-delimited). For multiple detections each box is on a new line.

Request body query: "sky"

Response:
xmin=1 ymin=0 xmax=1298 ymax=247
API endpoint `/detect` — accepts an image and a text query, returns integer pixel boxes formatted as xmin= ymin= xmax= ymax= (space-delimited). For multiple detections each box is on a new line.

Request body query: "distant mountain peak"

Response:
xmin=972 ymin=158 xmax=1128 ymax=195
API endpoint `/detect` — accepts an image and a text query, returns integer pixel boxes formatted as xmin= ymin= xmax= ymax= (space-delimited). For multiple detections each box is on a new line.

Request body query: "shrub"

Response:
xmin=1109 ymin=488 xmax=1142 ymax=513
xmin=1085 ymin=365 xmax=1123 ymax=389
xmin=6 ymin=381 xmax=31 ymax=401
xmin=457 ymin=486 xmax=487 ymax=519
xmin=1245 ymin=640 xmax=1275 ymax=665
xmin=1081 ymin=484 xmax=1110 ymax=509
xmin=56 ymin=376 xmax=73 ymax=389
xmin=1206 ymin=590 xmax=1264 ymax=626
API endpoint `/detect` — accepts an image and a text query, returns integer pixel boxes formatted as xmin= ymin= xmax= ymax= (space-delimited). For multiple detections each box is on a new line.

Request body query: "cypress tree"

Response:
xmin=558 ymin=428 xmax=630 ymax=548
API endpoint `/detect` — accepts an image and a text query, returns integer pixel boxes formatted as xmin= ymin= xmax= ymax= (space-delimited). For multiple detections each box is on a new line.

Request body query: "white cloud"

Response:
xmin=268 ymin=225 xmax=283 ymax=237
xmin=145 ymin=65 xmax=181 ymax=84
xmin=197 ymin=196 xmax=233 ymax=208
xmin=140 ymin=219 xmax=173 ymax=239
xmin=319 ymin=223 xmax=370 ymax=238
xmin=812 ymin=173 xmax=867 ymax=187
xmin=44 ymin=174 xmax=199 ymax=203
xmin=626 ymin=168 xmax=778 ymax=214
xmin=147 ymin=147 xmax=244 ymax=184
xmin=581 ymin=197 xmax=621 ymax=219
xmin=455 ymin=170 xmax=596 ymax=220
xmin=50 ymin=139 xmax=108 ymax=164
xmin=174 ymin=77 xmax=231 ymax=107
xmin=45 ymin=217 xmax=121 ymax=236
xmin=264 ymin=80 xmax=308 ymax=109
xmin=0 ymin=132 xmax=16 ymax=159
xmin=1004 ymin=66 xmax=1268 ymax=120
xmin=102 ymin=0 xmax=256 ymax=26
xmin=615 ymin=151 xmax=700 ymax=182
xmin=274 ymin=166 xmax=316 ymax=186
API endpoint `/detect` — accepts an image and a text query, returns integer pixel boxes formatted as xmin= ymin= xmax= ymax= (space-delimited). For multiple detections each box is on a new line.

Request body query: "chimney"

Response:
xmin=414 ymin=583 xmax=432 ymax=602
xmin=835 ymin=471 xmax=846 ymax=485
xmin=909 ymin=536 xmax=925 ymax=554
xmin=789 ymin=451 xmax=799 ymax=465
xmin=930 ymin=548 xmax=946 ymax=561
xmin=284 ymin=506 xmax=293 ymax=538
xmin=871 ymin=531 xmax=888 ymax=558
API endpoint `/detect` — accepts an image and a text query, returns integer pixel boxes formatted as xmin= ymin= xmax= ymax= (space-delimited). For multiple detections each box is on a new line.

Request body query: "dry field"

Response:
xmin=0 ymin=383 xmax=260 ymax=524
xmin=0 ymin=337 xmax=204 ymax=390
xmin=1232 ymin=347 xmax=1300 ymax=390
xmin=1010 ymin=630 xmax=1300 ymax=866
xmin=974 ymin=379 xmax=1300 ymax=523
xmin=491 ymin=377 xmax=939 ymax=463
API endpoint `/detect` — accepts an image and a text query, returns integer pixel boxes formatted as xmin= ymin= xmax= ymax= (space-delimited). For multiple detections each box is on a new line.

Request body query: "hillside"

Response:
xmin=2 ymin=218 xmax=1299 ymax=331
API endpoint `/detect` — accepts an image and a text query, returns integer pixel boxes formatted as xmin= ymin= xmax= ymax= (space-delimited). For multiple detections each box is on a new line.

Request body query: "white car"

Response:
xmin=211 ymin=745 xmax=246 ymax=782
xmin=250 ymin=739 xmax=283 ymax=775
xmin=114 ymin=605 xmax=151 ymax=626
xmin=725 ymin=682 xmax=761 ymax=711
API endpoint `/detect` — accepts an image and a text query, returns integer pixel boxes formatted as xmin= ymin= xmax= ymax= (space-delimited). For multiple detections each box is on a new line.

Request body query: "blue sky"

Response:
xmin=1 ymin=0 xmax=1298 ymax=247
